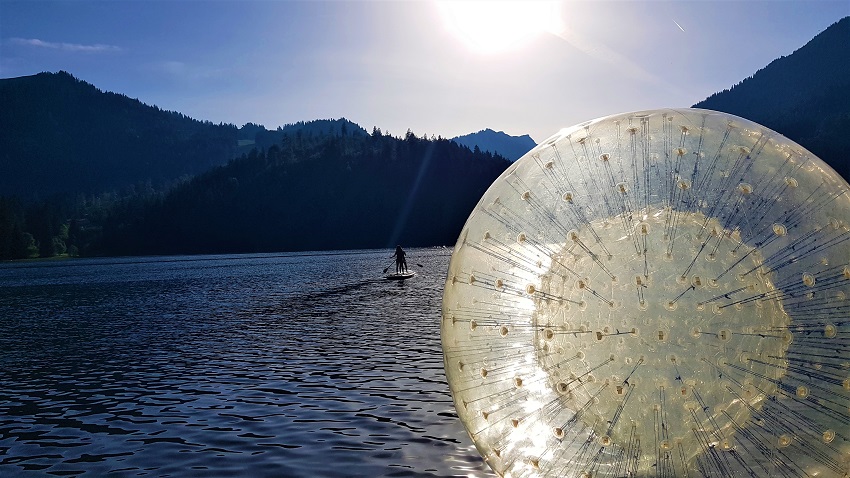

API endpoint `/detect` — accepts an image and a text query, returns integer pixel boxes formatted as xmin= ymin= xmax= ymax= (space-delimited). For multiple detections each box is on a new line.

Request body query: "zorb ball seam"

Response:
xmin=441 ymin=108 xmax=850 ymax=478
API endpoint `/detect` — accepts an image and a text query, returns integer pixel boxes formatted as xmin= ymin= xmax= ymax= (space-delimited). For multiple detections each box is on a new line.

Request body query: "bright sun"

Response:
xmin=436 ymin=1 xmax=563 ymax=55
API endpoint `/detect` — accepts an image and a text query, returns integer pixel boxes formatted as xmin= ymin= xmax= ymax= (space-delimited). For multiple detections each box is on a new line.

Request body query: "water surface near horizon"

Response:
xmin=0 ymin=249 xmax=495 ymax=477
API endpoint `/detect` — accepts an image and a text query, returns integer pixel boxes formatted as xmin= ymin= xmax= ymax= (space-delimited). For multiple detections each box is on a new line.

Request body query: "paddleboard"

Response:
xmin=385 ymin=271 xmax=416 ymax=281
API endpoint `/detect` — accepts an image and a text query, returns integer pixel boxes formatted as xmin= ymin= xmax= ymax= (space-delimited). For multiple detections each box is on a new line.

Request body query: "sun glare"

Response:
xmin=437 ymin=1 xmax=563 ymax=55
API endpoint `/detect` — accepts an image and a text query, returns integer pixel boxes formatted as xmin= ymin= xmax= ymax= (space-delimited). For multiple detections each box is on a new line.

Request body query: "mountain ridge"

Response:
xmin=451 ymin=128 xmax=537 ymax=162
xmin=0 ymin=71 xmax=240 ymax=198
xmin=692 ymin=16 xmax=850 ymax=178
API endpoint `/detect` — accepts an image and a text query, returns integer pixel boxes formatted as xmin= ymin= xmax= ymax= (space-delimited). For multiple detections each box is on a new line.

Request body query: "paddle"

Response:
xmin=384 ymin=261 xmax=422 ymax=273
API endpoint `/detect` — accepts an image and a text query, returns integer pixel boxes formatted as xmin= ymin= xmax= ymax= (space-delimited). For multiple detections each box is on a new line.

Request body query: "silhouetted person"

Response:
xmin=392 ymin=245 xmax=408 ymax=274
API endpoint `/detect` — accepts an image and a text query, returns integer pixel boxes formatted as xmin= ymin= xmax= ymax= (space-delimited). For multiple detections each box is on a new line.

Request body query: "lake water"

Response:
xmin=0 ymin=249 xmax=495 ymax=477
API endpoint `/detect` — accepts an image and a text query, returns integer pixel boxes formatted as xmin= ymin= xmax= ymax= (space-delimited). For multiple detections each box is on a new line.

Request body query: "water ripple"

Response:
xmin=0 ymin=250 xmax=494 ymax=477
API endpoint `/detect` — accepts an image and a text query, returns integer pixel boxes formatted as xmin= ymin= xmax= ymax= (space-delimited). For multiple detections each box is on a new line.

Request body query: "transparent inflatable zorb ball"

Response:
xmin=442 ymin=108 xmax=850 ymax=478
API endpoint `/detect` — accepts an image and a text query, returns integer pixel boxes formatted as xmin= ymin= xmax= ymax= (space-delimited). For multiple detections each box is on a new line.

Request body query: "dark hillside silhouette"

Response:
xmin=0 ymin=71 xmax=238 ymax=198
xmin=0 ymin=69 xmax=510 ymax=258
xmin=694 ymin=17 xmax=850 ymax=179
xmin=99 ymin=129 xmax=510 ymax=255
xmin=236 ymin=118 xmax=369 ymax=156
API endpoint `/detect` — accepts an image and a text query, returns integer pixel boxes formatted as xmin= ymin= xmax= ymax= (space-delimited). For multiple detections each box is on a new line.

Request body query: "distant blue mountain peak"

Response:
xmin=451 ymin=128 xmax=537 ymax=162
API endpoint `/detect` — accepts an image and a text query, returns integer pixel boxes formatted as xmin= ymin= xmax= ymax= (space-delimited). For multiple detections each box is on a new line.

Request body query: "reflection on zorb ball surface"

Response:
xmin=441 ymin=108 xmax=850 ymax=477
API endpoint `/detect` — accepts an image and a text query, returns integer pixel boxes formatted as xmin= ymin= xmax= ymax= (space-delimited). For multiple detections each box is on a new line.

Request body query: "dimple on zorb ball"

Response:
xmin=441 ymin=108 xmax=850 ymax=477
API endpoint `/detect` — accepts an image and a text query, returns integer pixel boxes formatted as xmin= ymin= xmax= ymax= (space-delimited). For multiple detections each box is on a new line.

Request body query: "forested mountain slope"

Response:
xmin=100 ymin=129 xmax=510 ymax=255
xmin=694 ymin=17 xmax=849 ymax=178
xmin=0 ymin=71 xmax=238 ymax=198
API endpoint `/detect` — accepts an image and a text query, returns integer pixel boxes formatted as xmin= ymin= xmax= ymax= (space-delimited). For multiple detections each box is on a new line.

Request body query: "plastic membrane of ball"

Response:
xmin=441 ymin=108 xmax=850 ymax=478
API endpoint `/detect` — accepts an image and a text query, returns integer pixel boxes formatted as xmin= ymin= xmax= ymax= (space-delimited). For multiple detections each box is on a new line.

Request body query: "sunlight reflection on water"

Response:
xmin=0 ymin=249 xmax=495 ymax=477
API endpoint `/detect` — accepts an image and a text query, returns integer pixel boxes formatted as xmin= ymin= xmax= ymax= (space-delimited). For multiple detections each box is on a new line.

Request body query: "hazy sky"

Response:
xmin=2 ymin=1 xmax=847 ymax=142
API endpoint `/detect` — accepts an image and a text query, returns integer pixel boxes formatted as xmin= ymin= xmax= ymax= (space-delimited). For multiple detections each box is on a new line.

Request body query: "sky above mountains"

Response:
xmin=2 ymin=0 xmax=847 ymax=143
